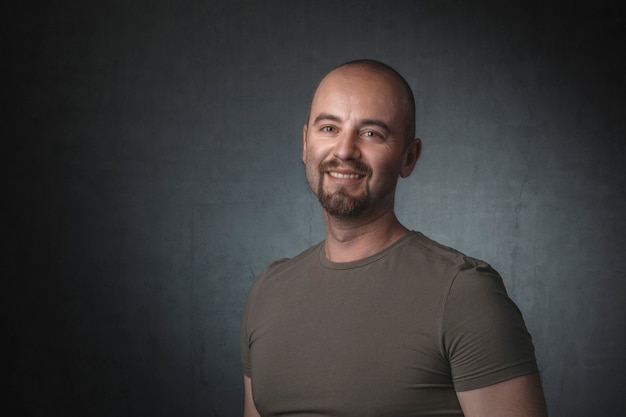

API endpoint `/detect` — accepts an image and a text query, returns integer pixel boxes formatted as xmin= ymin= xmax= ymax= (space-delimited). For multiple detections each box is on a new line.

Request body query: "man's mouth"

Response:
xmin=328 ymin=172 xmax=364 ymax=179
xmin=320 ymin=159 xmax=372 ymax=181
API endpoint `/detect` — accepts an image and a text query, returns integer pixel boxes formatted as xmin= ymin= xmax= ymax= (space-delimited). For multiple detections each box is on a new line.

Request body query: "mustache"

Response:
xmin=319 ymin=159 xmax=372 ymax=177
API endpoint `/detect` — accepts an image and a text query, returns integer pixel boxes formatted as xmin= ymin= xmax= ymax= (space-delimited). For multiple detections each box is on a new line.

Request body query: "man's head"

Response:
xmin=302 ymin=60 xmax=421 ymax=220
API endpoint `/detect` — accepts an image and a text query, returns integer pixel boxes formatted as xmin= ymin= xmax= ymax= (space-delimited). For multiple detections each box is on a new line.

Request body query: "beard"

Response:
xmin=315 ymin=159 xmax=372 ymax=219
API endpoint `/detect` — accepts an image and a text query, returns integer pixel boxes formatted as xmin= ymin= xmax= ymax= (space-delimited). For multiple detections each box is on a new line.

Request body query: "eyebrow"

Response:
xmin=312 ymin=113 xmax=342 ymax=125
xmin=360 ymin=118 xmax=392 ymax=133
xmin=312 ymin=113 xmax=392 ymax=133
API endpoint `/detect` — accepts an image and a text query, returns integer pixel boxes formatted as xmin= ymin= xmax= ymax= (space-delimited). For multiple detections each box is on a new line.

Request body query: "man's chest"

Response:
xmin=247 ymin=271 xmax=462 ymax=416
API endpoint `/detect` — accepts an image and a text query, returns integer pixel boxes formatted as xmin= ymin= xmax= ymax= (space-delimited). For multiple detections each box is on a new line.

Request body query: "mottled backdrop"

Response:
xmin=8 ymin=1 xmax=625 ymax=416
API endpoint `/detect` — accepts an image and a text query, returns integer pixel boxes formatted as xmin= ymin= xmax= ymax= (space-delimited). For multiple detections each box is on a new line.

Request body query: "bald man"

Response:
xmin=241 ymin=60 xmax=547 ymax=417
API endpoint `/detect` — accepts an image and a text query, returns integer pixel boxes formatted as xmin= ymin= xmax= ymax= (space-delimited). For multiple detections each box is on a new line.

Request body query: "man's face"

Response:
xmin=302 ymin=69 xmax=418 ymax=219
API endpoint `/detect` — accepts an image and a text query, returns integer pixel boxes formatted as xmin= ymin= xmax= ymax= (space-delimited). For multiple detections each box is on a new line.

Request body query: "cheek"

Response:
xmin=369 ymin=156 xmax=404 ymax=184
xmin=371 ymin=154 xmax=402 ymax=173
xmin=304 ymin=159 xmax=320 ymax=180
xmin=304 ymin=162 xmax=322 ymax=193
xmin=305 ymin=147 xmax=332 ymax=170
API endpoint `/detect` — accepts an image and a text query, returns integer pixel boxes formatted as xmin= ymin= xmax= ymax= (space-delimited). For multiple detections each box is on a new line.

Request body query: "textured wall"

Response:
xmin=8 ymin=1 xmax=625 ymax=416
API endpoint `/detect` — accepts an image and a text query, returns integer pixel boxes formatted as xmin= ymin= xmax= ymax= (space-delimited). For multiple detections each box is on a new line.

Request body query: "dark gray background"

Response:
xmin=8 ymin=1 xmax=625 ymax=416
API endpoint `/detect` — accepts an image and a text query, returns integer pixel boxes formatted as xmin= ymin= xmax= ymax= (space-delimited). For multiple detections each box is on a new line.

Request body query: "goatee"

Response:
xmin=316 ymin=159 xmax=372 ymax=219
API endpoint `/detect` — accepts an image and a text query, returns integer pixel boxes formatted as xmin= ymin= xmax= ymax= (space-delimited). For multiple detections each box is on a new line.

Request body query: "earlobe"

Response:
xmin=400 ymin=138 xmax=421 ymax=178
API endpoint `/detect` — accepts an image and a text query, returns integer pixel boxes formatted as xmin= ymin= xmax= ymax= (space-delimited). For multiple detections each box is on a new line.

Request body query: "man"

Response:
xmin=240 ymin=60 xmax=547 ymax=416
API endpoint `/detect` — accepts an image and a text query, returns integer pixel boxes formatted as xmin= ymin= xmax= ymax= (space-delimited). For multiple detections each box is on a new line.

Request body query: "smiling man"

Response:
xmin=240 ymin=60 xmax=547 ymax=417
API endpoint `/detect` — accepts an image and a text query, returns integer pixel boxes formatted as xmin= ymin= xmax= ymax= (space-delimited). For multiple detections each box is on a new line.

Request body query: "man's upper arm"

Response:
xmin=456 ymin=373 xmax=548 ymax=417
xmin=243 ymin=375 xmax=261 ymax=417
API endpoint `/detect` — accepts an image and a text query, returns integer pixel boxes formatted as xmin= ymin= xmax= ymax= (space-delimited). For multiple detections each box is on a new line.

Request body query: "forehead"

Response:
xmin=309 ymin=70 xmax=407 ymax=123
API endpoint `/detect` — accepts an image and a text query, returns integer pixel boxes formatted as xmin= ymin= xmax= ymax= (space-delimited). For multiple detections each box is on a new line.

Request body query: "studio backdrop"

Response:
xmin=9 ymin=1 xmax=625 ymax=416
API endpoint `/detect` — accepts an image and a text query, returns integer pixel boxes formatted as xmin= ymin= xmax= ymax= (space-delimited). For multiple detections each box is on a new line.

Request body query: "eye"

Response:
xmin=362 ymin=130 xmax=384 ymax=140
xmin=320 ymin=125 xmax=337 ymax=133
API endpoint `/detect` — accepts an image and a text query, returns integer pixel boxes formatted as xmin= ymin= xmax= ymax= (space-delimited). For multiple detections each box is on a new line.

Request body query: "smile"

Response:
xmin=328 ymin=172 xmax=364 ymax=179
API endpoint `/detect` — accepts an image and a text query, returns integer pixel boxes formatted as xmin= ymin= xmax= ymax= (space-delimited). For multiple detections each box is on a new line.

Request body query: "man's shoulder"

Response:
xmin=404 ymin=232 xmax=493 ymax=272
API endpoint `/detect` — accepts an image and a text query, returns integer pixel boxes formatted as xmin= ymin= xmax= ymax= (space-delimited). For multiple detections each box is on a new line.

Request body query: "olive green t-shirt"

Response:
xmin=241 ymin=232 xmax=538 ymax=416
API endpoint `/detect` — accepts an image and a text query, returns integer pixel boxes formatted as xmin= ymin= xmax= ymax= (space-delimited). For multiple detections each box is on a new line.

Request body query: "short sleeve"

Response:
xmin=240 ymin=259 xmax=290 ymax=378
xmin=442 ymin=262 xmax=539 ymax=392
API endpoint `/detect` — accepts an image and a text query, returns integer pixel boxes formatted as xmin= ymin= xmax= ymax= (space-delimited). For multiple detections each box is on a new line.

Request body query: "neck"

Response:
xmin=322 ymin=209 xmax=410 ymax=263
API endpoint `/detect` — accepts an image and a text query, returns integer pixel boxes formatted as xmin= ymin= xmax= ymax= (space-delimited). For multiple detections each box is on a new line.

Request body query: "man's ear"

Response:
xmin=302 ymin=124 xmax=308 ymax=165
xmin=400 ymin=137 xmax=421 ymax=178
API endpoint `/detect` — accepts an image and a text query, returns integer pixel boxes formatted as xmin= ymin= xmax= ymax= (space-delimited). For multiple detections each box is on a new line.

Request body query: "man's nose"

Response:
xmin=332 ymin=130 xmax=361 ymax=160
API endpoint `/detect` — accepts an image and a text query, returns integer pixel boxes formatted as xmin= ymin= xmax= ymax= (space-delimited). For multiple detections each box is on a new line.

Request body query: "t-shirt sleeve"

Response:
xmin=442 ymin=261 xmax=539 ymax=392
xmin=240 ymin=259 xmax=290 ymax=378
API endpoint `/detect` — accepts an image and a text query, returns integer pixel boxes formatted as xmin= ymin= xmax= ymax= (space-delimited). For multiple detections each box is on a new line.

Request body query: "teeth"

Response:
xmin=329 ymin=172 xmax=362 ymax=179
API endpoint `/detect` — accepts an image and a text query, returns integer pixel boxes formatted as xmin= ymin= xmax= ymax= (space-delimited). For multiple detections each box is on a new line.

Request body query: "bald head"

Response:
xmin=308 ymin=59 xmax=416 ymax=143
